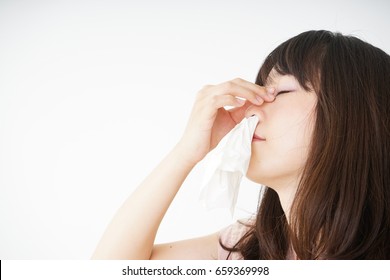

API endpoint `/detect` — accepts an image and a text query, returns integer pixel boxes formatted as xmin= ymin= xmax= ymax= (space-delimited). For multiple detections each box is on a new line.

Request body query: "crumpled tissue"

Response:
xmin=199 ymin=115 xmax=259 ymax=215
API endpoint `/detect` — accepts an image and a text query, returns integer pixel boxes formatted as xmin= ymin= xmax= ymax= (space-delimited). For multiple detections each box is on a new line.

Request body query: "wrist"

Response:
xmin=171 ymin=141 xmax=202 ymax=169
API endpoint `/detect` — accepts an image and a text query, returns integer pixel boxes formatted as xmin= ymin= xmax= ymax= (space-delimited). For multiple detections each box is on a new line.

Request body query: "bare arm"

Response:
xmin=151 ymin=233 xmax=220 ymax=260
xmin=91 ymin=78 xmax=274 ymax=259
xmin=92 ymin=146 xmax=198 ymax=259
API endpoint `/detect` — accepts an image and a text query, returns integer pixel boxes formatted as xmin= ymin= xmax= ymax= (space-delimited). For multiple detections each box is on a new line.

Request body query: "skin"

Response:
xmin=246 ymin=70 xmax=317 ymax=218
xmin=91 ymin=74 xmax=316 ymax=259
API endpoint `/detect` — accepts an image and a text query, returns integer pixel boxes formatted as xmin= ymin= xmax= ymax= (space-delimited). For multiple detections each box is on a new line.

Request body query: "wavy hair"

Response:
xmin=221 ymin=30 xmax=390 ymax=259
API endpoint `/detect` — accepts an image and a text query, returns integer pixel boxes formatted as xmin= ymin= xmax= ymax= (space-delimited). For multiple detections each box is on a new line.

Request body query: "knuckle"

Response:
xmin=198 ymin=85 xmax=212 ymax=95
xmin=223 ymin=81 xmax=235 ymax=89
xmin=201 ymin=84 xmax=212 ymax=91
xmin=197 ymin=88 xmax=209 ymax=98
xmin=195 ymin=91 xmax=203 ymax=100
xmin=233 ymin=77 xmax=243 ymax=83
xmin=209 ymin=94 xmax=219 ymax=106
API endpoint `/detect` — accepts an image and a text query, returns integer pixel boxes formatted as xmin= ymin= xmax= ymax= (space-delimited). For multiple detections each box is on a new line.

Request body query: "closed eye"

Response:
xmin=276 ymin=90 xmax=291 ymax=96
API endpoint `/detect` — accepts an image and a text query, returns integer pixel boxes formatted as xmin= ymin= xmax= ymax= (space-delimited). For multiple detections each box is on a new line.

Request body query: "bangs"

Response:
xmin=256 ymin=30 xmax=334 ymax=92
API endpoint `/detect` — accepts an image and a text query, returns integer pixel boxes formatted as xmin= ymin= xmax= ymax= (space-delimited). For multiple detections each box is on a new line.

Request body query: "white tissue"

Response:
xmin=199 ymin=115 xmax=259 ymax=215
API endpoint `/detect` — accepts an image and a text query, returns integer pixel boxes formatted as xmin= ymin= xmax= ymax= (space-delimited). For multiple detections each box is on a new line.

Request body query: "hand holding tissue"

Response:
xmin=199 ymin=115 xmax=259 ymax=215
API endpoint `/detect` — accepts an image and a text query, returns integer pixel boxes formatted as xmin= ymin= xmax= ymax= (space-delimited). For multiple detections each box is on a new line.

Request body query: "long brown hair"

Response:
xmin=222 ymin=30 xmax=390 ymax=259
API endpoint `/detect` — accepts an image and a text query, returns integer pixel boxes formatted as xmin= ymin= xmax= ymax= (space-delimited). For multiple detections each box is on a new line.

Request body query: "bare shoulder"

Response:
xmin=150 ymin=232 xmax=219 ymax=260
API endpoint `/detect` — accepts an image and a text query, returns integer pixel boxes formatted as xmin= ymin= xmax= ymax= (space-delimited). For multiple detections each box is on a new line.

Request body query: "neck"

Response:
xmin=273 ymin=180 xmax=298 ymax=224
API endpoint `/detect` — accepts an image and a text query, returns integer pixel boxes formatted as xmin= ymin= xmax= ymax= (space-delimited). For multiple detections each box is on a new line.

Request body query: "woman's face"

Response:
xmin=246 ymin=69 xmax=317 ymax=192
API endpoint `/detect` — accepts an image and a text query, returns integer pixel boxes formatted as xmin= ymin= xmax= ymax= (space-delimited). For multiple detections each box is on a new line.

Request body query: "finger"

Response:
xmin=228 ymin=101 xmax=251 ymax=123
xmin=230 ymin=78 xmax=275 ymax=102
xmin=211 ymin=81 xmax=265 ymax=105
xmin=193 ymin=95 xmax=243 ymax=121
xmin=206 ymin=94 xmax=246 ymax=110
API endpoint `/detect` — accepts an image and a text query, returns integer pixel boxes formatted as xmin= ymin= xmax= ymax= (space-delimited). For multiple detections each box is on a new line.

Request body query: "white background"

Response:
xmin=0 ymin=0 xmax=389 ymax=259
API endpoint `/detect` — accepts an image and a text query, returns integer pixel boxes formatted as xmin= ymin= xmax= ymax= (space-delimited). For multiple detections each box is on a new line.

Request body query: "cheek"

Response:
xmin=246 ymin=112 xmax=315 ymax=184
xmin=277 ymin=112 xmax=314 ymax=167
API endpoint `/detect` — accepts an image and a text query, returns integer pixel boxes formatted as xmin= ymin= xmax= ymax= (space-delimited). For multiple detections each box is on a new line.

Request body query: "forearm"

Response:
xmin=92 ymin=145 xmax=196 ymax=259
xmin=92 ymin=79 xmax=269 ymax=259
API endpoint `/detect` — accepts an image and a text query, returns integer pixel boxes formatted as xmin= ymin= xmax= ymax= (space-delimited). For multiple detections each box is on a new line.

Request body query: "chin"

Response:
xmin=246 ymin=169 xmax=265 ymax=185
xmin=246 ymin=165 xmax=278 ymax=188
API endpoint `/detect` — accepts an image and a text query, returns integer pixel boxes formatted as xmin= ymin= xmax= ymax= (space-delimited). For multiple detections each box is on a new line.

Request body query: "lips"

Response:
xmin=252 ymin=133 xmax=266 ymax=142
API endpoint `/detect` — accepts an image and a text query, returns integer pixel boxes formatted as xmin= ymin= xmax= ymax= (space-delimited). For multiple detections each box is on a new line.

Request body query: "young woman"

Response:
xmin=92 ymin=30 xmax=390 ymax=260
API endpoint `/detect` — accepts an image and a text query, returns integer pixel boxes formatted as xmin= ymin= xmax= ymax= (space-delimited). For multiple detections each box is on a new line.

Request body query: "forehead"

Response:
xmin=265 ymin=69 xmax=296 ymax=87
xmin=265 ymin=69 xmax=279 ymax=86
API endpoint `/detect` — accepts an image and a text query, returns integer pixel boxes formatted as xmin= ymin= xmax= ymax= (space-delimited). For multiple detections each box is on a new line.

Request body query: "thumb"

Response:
xmin=228 ymin=101 xmax=251 ymax=124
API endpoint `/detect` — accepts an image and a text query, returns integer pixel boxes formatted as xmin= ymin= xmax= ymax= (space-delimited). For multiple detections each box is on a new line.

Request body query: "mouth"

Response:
xmin=252 ymin=133 xmax=266 ymax=142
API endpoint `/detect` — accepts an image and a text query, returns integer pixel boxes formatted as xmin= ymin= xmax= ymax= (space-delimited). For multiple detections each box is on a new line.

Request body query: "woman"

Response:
xmin=92 ymin=30 xmax=390 ymax=260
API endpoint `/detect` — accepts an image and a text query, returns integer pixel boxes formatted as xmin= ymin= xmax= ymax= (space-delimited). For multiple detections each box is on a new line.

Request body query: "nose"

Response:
xmin=245 ymin=104 xmax=263 ymax=120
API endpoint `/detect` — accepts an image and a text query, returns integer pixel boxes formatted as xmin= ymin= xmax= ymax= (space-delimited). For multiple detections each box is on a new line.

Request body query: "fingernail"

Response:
xmin=266 ymin=87 xmax=275 ymax=95
xmin=236 ymin=98 xmax=246 ymax=105
xmin=256 ymin=96 xmax=263 ymax=105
